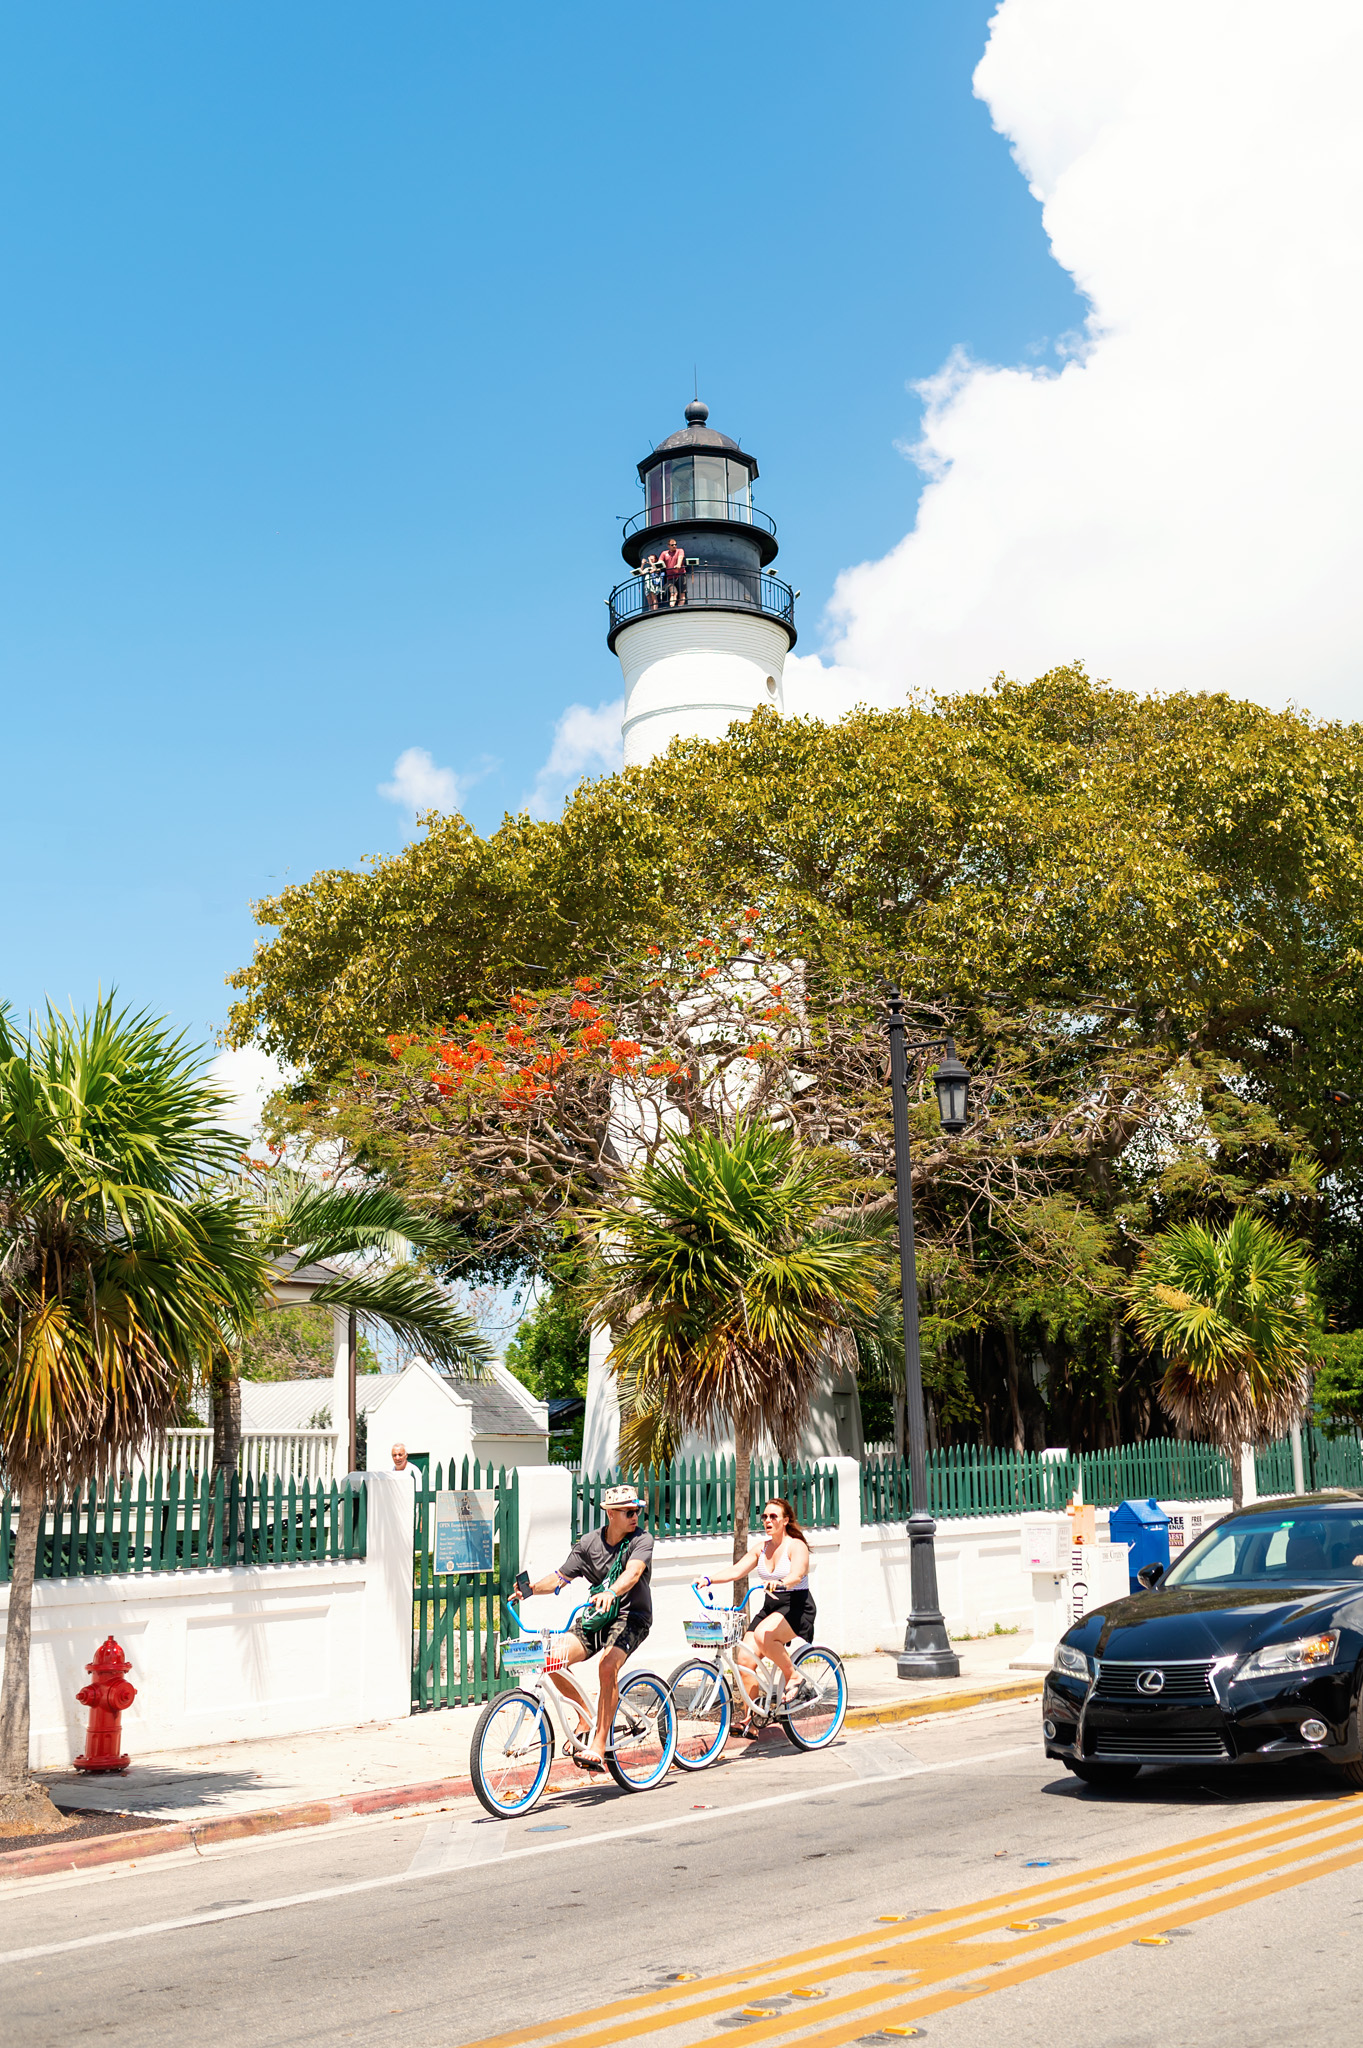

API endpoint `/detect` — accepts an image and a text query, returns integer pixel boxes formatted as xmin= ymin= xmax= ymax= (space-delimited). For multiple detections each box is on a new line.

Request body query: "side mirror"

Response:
xmin=1137 ymin=1561 xmax=1165 ymax=1591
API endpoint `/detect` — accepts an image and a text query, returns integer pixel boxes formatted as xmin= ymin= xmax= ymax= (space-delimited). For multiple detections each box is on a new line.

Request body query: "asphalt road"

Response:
xmin=4 ymin=1698 xmax=1363 ymax=2048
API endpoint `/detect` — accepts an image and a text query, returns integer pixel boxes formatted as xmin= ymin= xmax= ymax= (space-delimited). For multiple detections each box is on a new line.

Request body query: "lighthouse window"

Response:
xmin=643 ymin=455 xmax=754 ymax=524
xmin=692 ymin=456 xmax=727 ymax=516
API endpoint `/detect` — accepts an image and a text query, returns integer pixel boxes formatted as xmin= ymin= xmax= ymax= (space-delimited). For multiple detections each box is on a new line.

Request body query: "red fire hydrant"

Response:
xmin=74 ymin=1636 xmax=137 ymax=1773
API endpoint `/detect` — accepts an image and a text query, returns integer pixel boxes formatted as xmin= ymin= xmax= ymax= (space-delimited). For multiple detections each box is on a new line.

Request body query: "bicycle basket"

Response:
xmin=682 ymin=1619 xmax=726 ymax=1647
xmin=499 ymin=1636 xmax=546 ymax=1675
xmin=687 ymin=1608 xmax=747 ymax=1647
xmin=541 ymin=1629 xmax=579 ymax=1672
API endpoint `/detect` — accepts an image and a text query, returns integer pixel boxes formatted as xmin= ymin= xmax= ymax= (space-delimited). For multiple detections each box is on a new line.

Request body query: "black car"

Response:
xmin=1044 ymin=1494 xmax=1363 ymax=1789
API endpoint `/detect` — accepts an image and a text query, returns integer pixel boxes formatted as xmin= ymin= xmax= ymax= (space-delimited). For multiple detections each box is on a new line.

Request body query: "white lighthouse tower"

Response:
xmin=580 ymin=410 xmax=863 ymax=1477
xmin=607 ymin=401 xmax=797 ymax=768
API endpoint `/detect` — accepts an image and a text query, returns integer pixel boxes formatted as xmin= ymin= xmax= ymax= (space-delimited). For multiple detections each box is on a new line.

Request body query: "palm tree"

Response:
xmin=583 ymin=1122 xmax=885 ymax=1567
xmin=1127 ymin=1210 xmax=1320 ymax=1509
xmin=0 ymin=1001 xmax=267 ymax=1835
xmin=208 ymin=1171 xmax=492 ymax=1475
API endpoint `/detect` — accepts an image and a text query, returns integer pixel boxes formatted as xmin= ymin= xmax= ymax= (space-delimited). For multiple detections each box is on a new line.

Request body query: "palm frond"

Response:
xmin=1127 ymin=1210 xmax=1318 ymax=1453
xmin=582 ymin=1119 xmax=886 ymax=1459
xmin=306 ymin=1267 xmax=492 ymax=1377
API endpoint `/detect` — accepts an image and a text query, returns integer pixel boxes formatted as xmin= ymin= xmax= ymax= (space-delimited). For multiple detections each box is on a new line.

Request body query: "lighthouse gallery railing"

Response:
xmin=607 ymin=565 xmax=796 ymax=639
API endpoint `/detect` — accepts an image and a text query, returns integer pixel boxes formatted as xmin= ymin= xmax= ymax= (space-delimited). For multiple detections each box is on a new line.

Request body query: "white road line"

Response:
xmin=406 ymin=1816 xmax=509 ymax=1875
xmin=0 ymin=1746 xmax=1031 ymax=1968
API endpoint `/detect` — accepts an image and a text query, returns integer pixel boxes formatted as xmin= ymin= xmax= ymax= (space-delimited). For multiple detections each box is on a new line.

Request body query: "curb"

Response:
xmin=842 ymin=1676 xmax=1043 ymax=1732
xmin=1 ymin=1678 xmax=1043 ymax=1883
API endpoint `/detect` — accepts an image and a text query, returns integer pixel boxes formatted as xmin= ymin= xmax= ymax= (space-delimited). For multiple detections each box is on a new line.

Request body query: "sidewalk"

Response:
xmin=37 ymin=1630 xmax=1038 ymax=1832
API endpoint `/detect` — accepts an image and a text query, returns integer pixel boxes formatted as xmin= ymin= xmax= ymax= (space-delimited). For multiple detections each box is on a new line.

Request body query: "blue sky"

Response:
xmin=0 ymin=2 xmax=1084 ymax=1054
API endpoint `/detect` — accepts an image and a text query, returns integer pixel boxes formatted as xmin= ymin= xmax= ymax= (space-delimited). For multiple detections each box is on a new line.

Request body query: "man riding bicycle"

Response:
xmin=510 ymin=1483 xmax=652 ymax=1772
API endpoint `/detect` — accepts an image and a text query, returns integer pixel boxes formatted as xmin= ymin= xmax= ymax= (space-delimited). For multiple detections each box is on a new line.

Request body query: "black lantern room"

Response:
xmin=607 ymin=401 xmax=796 ymax=651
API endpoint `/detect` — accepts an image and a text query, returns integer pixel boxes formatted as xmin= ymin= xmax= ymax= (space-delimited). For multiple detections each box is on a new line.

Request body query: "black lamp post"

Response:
xmin=885 ymin=987 xmax=966 ymax=1680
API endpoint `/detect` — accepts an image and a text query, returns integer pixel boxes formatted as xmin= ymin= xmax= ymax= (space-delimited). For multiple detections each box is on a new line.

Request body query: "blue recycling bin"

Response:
xmin=1110 ymin=1497 xmax=1171 ymax=1594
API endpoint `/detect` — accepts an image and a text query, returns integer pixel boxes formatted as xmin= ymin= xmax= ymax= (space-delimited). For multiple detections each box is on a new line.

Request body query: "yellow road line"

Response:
xmin=459 ymin=1792 xmax=1343 ymax=2048
xmin=459 ymin=1791 xmax=1363 ymax=2048
xmin=754 ymin=1825 xmax=1363 ymax=2048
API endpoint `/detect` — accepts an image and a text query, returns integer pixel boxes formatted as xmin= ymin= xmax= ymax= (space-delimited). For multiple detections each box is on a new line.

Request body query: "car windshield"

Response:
xmin=1164 ymin=1510 xmax=1363 ymax=1588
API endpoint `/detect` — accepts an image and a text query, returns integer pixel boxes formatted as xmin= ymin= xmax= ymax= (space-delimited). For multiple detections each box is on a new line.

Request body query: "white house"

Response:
xmin=231 ymin=1358 xmax=550 ymax=1476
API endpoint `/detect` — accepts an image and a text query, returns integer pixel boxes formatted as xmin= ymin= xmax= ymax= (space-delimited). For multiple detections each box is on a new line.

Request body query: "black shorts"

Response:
xmin=569 ymin=1611 xmax=650 ymax=1659
xmin=755 ymin=1590 xmax=816 ymax=1640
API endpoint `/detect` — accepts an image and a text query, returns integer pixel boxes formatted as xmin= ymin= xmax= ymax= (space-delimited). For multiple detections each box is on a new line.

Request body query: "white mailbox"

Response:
xmin=1014 ymin=1522 xmax=1134 ymax=1672
xmin=1022 ymin=1518 xmax=1067 ymax=1571
xmin=1013 ymin=1514 xmax=1073 ymax=1671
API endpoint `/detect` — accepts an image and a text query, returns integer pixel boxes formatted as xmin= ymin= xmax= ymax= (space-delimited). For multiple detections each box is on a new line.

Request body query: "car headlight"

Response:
xmin=1053 ymin=1642 xmax=1090 ymax=1680
xmin=1238 ymin=1631 xmax=1339 ymax=1680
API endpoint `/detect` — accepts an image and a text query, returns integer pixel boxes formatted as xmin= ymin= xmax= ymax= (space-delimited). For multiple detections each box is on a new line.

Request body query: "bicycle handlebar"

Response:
xmin=692 ymin=1578 xmax=762 ymax=1614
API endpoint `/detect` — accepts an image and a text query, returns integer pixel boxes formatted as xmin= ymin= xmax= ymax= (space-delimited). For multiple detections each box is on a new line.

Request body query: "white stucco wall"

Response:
xmin=0 ymin=1472 xmax=415 ymax=1770
xmin=615 ymin=609 xmax=790 ymax=767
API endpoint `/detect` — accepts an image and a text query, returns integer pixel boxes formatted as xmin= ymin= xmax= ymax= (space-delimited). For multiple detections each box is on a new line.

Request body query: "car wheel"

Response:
xmin=1064 ymin=1759 xmax=1142 ymax=1788
xmin=1330 ymin=1757 xmax=1363 ymax=1788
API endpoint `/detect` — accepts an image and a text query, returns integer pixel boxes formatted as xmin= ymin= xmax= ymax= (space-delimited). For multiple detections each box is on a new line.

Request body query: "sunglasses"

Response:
xmin=619 ymin=1507 xmax=641 ymax=1518
xmin=762 ymin=1511 xmax=782 ymax=1522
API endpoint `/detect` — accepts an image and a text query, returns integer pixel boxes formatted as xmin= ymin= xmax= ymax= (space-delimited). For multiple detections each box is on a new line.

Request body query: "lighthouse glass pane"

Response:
xmin=726 ymin=461 xmax=751 ymax=517
xmin=664 ymin=458 xmax=694 ymax=519
xmin=646 ymin=465 xmax=665 ymax=524
xmin=693 ymin=457 xmax=727 ymax=517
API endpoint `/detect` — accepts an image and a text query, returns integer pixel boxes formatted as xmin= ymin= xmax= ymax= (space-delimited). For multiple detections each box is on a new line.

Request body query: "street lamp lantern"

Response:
xmin=933 ymin=1038 xmax=971 ymax=1135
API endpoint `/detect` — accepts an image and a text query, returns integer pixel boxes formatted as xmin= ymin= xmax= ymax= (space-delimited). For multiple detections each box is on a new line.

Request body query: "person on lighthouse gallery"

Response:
xmin=641 ymin=553 xmax=664 ymax=610
xmin=660 ymin=536 xmax=687 ymax=607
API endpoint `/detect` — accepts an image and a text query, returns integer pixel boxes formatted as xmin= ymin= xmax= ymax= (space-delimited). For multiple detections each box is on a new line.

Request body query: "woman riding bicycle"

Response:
xmin=701 ymin=1497 xmax=817 ymax=1729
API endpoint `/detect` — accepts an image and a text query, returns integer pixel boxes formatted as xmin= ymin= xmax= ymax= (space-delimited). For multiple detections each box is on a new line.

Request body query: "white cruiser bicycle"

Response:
xmin=668 ymin=1581 xmax=848 ymax=1768
xmin=469 ymin=1600 xmax=678 ymax=1818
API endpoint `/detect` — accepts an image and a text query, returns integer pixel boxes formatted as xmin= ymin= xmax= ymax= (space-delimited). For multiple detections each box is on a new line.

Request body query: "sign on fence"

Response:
xmin=432 ymin=1490 xmax=495 ymax=1573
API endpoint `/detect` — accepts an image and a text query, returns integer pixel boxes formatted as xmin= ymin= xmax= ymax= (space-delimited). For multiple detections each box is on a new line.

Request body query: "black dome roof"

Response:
xmin=638 ymin=400 xmax=758 ymax=478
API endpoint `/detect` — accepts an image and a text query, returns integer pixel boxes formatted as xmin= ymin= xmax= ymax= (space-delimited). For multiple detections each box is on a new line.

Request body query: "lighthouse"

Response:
xmin=607 ymin=401 xmax=797 ymax=768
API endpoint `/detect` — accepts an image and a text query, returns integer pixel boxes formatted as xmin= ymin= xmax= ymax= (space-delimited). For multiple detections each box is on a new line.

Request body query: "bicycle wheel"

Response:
xmin=606 ymin=1671 xmax=677 ymax=1791
xmin=780 ymin=1646 xmax=847 ymax=1752
xmin=667 ymin=1657 xmax=731 ymax=1771
xmin=470 ymin=1688 xmax=554 ymax=1817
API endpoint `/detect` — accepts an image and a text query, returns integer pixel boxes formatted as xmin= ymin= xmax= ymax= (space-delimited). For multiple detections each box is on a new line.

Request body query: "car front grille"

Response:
xmin=1094 ymin=1730 xmax=1230 ymax=1760
xmin=1093 ymin=1660 xmax=1216 ymax=1700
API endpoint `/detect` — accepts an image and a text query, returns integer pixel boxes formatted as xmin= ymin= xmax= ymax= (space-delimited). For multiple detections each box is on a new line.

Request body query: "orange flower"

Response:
xmin=568 ymin=999 xmax=600 ymax=1021
xmin=573 ymin=976 xmax=597 ymax=993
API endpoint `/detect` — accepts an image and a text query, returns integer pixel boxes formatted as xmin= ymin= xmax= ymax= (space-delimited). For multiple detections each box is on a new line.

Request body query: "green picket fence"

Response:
xmin=862 ymin=1429 xmax=1363 ymax=1524
xmin=412 ymin=1457 xmax=520 ymax=1711
xmin=0 ymin=1468 xmax=366 ymax=1579
xmin=572 ymin=1456 xmax=839 ymax=1542
xmin=1256 ymin=1428 xmax=1363 ymax=1494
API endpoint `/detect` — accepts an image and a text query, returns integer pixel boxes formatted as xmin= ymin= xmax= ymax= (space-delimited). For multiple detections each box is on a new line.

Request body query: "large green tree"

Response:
xmin=0 ymin=1003 xmax=267 ymax=1834
xmin=229 ymin=670 xmax=1363 ymax=1447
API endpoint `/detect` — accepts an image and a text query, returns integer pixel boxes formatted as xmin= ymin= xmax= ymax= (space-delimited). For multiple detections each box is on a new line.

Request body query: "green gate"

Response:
xmin=412 ymin=1459 xmax=520 ymax=1710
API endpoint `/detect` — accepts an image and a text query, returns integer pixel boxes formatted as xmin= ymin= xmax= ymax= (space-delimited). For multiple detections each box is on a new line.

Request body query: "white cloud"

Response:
xmin=523 ymin=698 xmax=624 ymax=817
xmin=801 ymin=0 xmax=1363 ymax=719
xmin=379 ymin=746 xmax=497 ymax=826
xmin=209 ymin=1045 xmax=287 ymax=1144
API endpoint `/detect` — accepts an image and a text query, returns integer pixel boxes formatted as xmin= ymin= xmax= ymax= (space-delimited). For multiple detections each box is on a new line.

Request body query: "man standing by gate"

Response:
xmin=511 ymin=1485 xmax=652 ymax=1771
